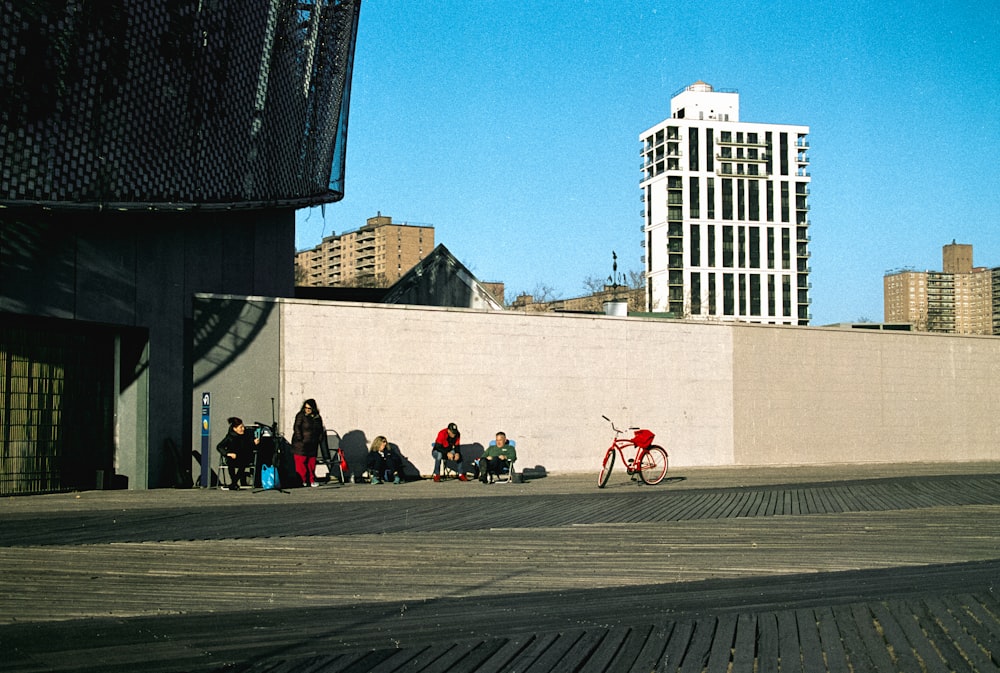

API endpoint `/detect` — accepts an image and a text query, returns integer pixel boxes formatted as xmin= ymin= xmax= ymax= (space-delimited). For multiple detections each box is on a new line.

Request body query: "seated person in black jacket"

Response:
xmin=216 ymin=417 xmax=260 ymax=490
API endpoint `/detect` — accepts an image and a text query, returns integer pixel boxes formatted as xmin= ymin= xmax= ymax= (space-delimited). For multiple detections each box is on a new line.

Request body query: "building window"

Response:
xmin=739 ymin=274 xmax=747 ymax=316
xmin=689 ymin=127 xmax=699 ymax=171
xmin=691 ymin=273 xmax=701 ymax=315
xmin=707 ymin=225 xmax=716 ymax=267
xmin=706 ymin=128 xmax=714 ymax=172
xmin=780 ymin=182 xmax=790 ymax=222
xmin=689 ymin=177 xmax=700 ymax=218
xmin=707 ymin=178 xmax=715 ymax=219
xmin=783 ymin=274 xmax=792 ymax=316
xmin=723 ymin=273 xmax=735 ymax=315
xmin=780 ymin=132 xmax=789 ymax=176
xmin=722 ymin=226 xmax=734 ymax=268
xmin=748 ymin=181 xmax=760 ymax=221
xmin=722 ymin=179 xmax=733 ymax=220
xmin=708 ymin=273 xmax=717 ymax=315
xmin=749 ymin=274 xmax=761 ymax=316
xmin=737 ymin=180 xmax=745 ymax=221
xmin=781 ymin=228 xmax=791 ymax=269
xmin=690 ymin=224 xmax=700 ymax=266
xmin=767 ymin=228 xmax=775 ymax=269
xmin=766 ymin=181 xmax=774 ymax=222
xmin=738 ymin=226 xmax=746 ymax=267
xmin=749 ymin=227 xmax=760 ymax=269
xmin=768 ymin=275 xmax=776 ymax=316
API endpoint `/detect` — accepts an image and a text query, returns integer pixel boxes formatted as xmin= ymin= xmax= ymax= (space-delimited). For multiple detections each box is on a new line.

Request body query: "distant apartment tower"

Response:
xmin=640 ymin=82 xmax=812 ymax=324
xmin=884 ymin=242 xmax=998 ymax=335
xmin=296 ymin=214 xmax=434 ymax=287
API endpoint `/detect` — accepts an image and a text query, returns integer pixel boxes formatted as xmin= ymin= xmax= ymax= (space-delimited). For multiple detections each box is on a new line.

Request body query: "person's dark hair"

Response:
xmin=302 ymin=399 xmax=319 ymax=415
xmin=227 ymin=417 xmax=244 ymax=428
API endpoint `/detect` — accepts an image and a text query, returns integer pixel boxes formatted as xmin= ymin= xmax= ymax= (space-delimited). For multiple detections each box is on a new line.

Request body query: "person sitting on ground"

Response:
xmin=480 ymin=431 xmax=516 ymax=484
xmin=432 ymin=422 xmax=466 ymax=482
xmin=380 ymin=439 xmax=406 ymax=484
xmin=216 ymin=417 xmax=260 ymax=490
xmin=365 ymin=436 xmax=389 ymax=484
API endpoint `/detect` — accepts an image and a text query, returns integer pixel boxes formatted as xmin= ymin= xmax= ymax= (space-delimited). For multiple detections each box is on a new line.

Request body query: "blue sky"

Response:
xmin=296 ymin=0 xmax=999 ymax=324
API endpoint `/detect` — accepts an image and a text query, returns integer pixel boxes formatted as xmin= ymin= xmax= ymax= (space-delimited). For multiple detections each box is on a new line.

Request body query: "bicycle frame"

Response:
xmin=598 ymin=416 xmax=669 ymax=488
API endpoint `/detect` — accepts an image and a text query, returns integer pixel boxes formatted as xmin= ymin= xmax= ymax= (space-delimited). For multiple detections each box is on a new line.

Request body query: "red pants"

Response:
xmin=294 ymin=455 xmax=316 ymax=486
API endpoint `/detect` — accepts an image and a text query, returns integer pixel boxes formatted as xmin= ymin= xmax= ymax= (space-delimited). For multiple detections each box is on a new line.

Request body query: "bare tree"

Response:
xmin=582 ymin=275 xmax=605 ymax=294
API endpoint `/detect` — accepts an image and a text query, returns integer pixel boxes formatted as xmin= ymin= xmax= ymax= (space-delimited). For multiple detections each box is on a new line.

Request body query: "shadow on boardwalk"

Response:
xmin=1 ymin=463 xmax=998 ymax=672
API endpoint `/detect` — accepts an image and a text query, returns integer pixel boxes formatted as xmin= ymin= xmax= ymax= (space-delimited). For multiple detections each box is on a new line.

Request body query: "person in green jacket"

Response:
xmin=479 ymin=431 xmax=516 ymax=484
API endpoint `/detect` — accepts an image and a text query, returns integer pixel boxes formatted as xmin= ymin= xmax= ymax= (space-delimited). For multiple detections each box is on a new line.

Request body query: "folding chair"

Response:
xmin=481 ymin=439 xmax=517 ymax=484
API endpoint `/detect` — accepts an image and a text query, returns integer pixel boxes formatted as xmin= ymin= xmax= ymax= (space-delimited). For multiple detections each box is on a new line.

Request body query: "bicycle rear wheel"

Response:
xmin=638 ymin=445 xmax=668 ymax=485
xmin=597 ymin=449 xmax=615 ymax=488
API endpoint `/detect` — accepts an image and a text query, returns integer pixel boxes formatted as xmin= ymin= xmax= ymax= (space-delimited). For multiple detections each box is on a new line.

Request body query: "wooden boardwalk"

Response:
xmin=1 ymin=464 xmax=998 ymax=672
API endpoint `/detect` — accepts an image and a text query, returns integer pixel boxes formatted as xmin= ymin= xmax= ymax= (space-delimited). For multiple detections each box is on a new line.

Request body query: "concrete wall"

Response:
xmin=193 ymin=297 xmax=1000 ymax=477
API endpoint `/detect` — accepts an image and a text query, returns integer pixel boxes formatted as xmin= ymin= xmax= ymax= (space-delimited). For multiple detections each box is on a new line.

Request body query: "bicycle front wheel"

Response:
xmin=597 ymin=449 xmax=615 ymax=488
xmin=638 ymin=445 xmax=668 ymax=485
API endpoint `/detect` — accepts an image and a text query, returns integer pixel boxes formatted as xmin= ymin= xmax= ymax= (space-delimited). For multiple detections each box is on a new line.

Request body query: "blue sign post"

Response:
xmin=200 ymin=392 xmax=211 ymax=488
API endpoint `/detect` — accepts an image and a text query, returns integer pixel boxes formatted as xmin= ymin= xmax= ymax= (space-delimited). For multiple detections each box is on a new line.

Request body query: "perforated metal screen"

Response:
xmin=0 ymin=0 xmax=360 ymax=211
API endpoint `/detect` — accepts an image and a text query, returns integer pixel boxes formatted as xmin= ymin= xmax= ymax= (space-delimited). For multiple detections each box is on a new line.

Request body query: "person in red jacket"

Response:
xmin=291 ymin=398 xmax=324 ymax=487
xmin=432 ymin=422 xmax=466 ymax=482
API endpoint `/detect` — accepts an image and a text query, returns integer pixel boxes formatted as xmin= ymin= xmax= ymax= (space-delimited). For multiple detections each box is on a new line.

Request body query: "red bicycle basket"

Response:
xmin=632 ymin=429 xmax=655 ymax=449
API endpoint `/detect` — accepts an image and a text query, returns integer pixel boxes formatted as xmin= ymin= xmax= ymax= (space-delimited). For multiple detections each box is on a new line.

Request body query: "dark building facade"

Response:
xmin=1 ymin=0 xmax=361 ymax=493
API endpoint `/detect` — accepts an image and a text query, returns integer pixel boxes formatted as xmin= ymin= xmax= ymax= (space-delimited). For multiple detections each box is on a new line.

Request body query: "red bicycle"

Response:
xmin=597 ymin=415 xmax=669 ymax=487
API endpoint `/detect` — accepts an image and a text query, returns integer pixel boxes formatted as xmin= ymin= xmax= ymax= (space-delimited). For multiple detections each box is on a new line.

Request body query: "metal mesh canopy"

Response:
xmin=0 ymin=0 xmax=360 ymax=211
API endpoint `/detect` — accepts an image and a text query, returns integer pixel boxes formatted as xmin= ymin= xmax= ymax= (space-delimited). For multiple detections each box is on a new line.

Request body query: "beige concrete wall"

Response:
xmin=279 ymin=300 xmax=736 ymax=475
xmin=732 ymin=324 xmax=1000 ymax=465
xmin=256 ymin=299 xmax=998 ymax=475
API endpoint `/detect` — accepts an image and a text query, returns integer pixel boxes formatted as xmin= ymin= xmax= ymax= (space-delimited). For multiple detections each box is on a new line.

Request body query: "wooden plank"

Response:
xmin=705 ymin=613 xmax=738 ymax=673
xmin=923 ymin=596 xmax=998 ymax=673
xmin=574 ymin=627 xmax=633 ymax=673
xmin=849 ymin=603 xmax=896 ymax=673
xmin=677 ymin=617 xmax=715 ymax=673
xmin=757 ymin=612 xmax=779 ymax=671
xmin=795 ymin=608 xmax=827 ymax=673
xmin=730 ymin=613 xmax=758 ymax=673
xmin=657 ymin=620 xmax=694 ymax=673
xmin=776 ymin=609 xmax=803 ymax=673
xmin=869 ymin=601 xmax=922 ymax=673
xmin=814 ymin=606 xmax=851 ymax=673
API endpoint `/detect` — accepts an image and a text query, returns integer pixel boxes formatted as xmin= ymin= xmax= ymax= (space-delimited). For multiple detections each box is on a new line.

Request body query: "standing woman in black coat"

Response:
xmin=291 ymin=398 xmax=324 ymax=487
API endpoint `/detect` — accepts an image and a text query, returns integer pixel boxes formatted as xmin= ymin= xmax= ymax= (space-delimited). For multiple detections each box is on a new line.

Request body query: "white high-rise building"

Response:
xmin=640 ymin=82 xmax=812 ymax=324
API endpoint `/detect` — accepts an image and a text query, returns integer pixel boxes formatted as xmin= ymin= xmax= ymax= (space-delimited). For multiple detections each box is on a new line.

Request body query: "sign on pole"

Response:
xmin=201 ymin=392 xmax=211 ymax=488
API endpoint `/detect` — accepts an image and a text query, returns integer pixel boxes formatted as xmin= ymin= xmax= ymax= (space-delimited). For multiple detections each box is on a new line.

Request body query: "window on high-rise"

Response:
xmin=781 ymin=228 xmax=791 ymax=270
xmin=780 ymin=133 xmax=789 ymax=176
xmin=690 ymin=224 xmax=700 ymax=266
xmin=767 ymin=229 xmax=775 ymax=269
xmin=691 ymin=273 xmax=701 ymax=315
xmin=706 ymin=128 xmax=714 ymax=172
xmin=747 ymin=181 xmax=760 ymax=222
xmin=737 ymin=180 xmax=745 ymax=221
xmin=689 ymin=127 xmax=699 ymax=171
xmin=739 ymin=274 xmax=747 ymax=315
xmin=723 ymin=226 xmax=734 ymax=267
xmin=722 ymin=179 xmax=733 ymax=220
xmin=689 ymin=177 xmax=700 ymax=218
xmin=707 ymin=178 xmax=715 ymax=219
xmin=766 ymin=181 xmax=774 ymax=221
xmin=707 ymin=273 xmax=717 ymax=315
xmin=750 ymin=274 xmax=761 ymax=316
xmin=768 ymin=275 xmax=776 ymax=316
xmin=723 ymin=274 xmax=735 ymax=315
xmin=782 ymin=275 xmax=792 ymax=316
xmin=707 ymin=225 xmax=716 ymax=267
xmin=780 ymin=182 xmax=790 ymax=222
xmin=738 ymin=227 xmax=746 ymax=267
xmin=749 ymin=227 xmax=760 ymax=268
xmin=721 ymin=131 xmax=731 ymax=143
